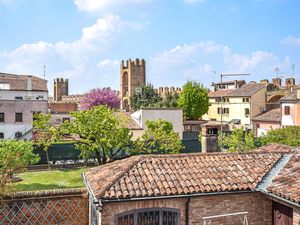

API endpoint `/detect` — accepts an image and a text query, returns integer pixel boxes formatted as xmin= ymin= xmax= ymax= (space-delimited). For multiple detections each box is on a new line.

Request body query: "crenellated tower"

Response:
xmin=54 ymin=78 xmax=69 ymax=102
xmin=120 ymin=58 xmax=146 ymax=111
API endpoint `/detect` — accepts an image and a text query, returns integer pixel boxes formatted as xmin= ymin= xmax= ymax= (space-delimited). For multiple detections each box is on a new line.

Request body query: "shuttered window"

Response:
xmin=116 ymin=209 xmax=179 ymax=225
xmin=284 ymin=106 xmax=290 ymax=115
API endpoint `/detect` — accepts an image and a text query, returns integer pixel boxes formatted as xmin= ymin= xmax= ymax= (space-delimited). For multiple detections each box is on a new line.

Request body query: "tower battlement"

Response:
xmin=54 ymin=77 xmax=69 ymax=102
xmin=120 ymin=58 xmax=146 ymax=69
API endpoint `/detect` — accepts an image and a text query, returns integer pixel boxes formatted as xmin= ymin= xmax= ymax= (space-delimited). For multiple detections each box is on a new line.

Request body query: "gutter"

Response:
xmin=100 ymin=190 xmax=253 ymax=203
xmin=262 ymin=191 xmax=300 ymax=209
xmin=82 ymin=173 xmax=103 ymax=211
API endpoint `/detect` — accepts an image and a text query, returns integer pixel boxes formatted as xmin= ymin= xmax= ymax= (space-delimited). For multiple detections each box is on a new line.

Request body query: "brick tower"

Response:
xmin=54 ymin=78 xmax=69 ymax=102
xmin=120 ymin=58 xmax=146 ymax=111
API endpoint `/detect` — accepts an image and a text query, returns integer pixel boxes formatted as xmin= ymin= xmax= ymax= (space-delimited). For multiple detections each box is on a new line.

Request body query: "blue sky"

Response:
xmin=0 ymin=0 xmax=300 ymax=95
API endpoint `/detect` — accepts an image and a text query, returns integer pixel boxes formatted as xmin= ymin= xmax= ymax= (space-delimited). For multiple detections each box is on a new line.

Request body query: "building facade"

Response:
xmin=120 ymin=59 xmax=146 ymax=111
xmin=0 ymin=73 xmax=48 ymax=139
xmin=203 ymin=83 xmax=267 ymax=130
xmin=281 ymin=89 xmax=300 ymax=126
xmin=53 ymin=78 xmax=68 ymax=102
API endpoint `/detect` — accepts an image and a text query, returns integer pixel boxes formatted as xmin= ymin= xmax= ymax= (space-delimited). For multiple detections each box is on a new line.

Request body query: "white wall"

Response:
xmin=131 ymin=109 xmax=184 ymax=139
xmin=0 ymin=90 xmax=48 ymax=100
xmin=281 ymin=103 xmax=294 ymax=126
xmin=0 ymin=124 xmax=32 ymax=139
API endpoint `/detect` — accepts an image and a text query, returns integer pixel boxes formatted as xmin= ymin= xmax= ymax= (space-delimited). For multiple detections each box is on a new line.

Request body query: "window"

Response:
xmin=15 ymin=96 xmax=23 ymax=100
xmin=191 ymin=125 xmax=199 ymax=132
xmin=245 ymin=108 xmax=250 ymax=116
xmin=284 ymin=106 xmax=291 ymax=115
xmin=217 ymin=108 xmax=229 ymax=114
xmin=242 ymin=98 xmax=250 ymax=103
xmin=0 ymin=113 xmax=4 ymax=122
xmin=36 ymin=95 xmax=44 ymax=100
xmin=223 ymin=108 xmax=229 ymax=114
xmin=15 ymin=113 xmax=23 ymax=122
xmin=223 ymin=98 xmax=229 ymax=102
xmin=0 ymin=132 xmax=4 ymax=139
xmin=116 ymin=208 xmax=179 ymax=225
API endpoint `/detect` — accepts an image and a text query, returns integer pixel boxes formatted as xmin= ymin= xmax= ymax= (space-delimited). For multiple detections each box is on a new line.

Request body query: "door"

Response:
xmin=273 ymin=201 xmax=293 ymax=225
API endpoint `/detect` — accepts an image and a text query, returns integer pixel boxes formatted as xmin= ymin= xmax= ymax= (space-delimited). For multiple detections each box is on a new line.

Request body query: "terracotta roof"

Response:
xmin=228 ymin=83 xmax=265 ymax=97
xmin=267 ymin=149 xmax=300 ymax=204
xmin=84 ymin=152 xmax=282 ymax=200
xmin=254 ymin=144 xmax=298 ymax=153
xmin=0 ymin=73 xmax=47 ymax=91
xmin=208 ymin=89 xmax=232 ymax=98
xmin=280 ymin=87 xmax=300 ymax=101
xmin=252 ymin=108 xmax=281 ymax=122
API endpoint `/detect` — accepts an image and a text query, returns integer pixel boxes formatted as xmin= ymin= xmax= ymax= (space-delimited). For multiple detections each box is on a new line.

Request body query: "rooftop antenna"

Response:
xmin=43 ymin=65 xmax=46 ymax=80
xmin=292 ymin=64 xmax=295 ymax=77
xmin=275 ymin=66 xmax=280 ymax=76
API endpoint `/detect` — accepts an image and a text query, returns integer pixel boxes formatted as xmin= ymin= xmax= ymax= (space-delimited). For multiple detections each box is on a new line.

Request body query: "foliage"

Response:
xmin=159 ymin=91 xmax=179 ymax=108
xmin=15 ymin=168 xmax=86 ymax=192
xmin=33 ymin=113 xmax=60 ymax=152
xmin=220 ymin=128 xmax=256 ymax=152
xmin=130 ymin=83 xmax=163 ymax=111
xmin=260 ymin=126 xmax=300 ymax=146
xmin=178 ymin=81 xmax=209 ymax=120
xmin=80 ymin=88 xmax=120 ymax=110
xmin=62 ymin=105 xmax=132 ymax=164
xmin=132 ymin=119 xmax=183 ymax=154
xmin=0 ymin=140 xmax=39 ymax=195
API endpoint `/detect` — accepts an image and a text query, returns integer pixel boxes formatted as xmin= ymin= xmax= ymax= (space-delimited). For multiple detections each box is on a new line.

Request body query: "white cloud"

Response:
xmin=0 ymin=15 xmax=144 ymax=94
xmin=149 ymin=41 xmax=292 ymax=88
xmin=74 ymin=0 xmax=151 ymax=13
xmin=281 ymin=36 xmax=300 ymax=47
xmin=184 ymin=0 xmax=206 ymax=4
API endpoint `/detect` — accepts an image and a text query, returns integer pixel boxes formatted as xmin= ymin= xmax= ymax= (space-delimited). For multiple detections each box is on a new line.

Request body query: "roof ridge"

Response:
xmin=96 ymin=155 xmax=144 ymax=198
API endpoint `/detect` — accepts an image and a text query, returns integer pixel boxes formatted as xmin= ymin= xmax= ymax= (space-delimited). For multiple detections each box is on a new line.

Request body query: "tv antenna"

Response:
xmin=43 ymin=65 xmax=46 ymax=80
xmin=292 ymin=64 xmax=295 ymax=77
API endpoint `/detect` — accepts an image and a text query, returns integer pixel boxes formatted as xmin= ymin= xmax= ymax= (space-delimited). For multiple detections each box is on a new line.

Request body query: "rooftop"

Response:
xmin=0 ymin=72 xmax=47 ymax=91
xmin=84 ymin=152 xmax=281 ymax=200
xmin=252 ymin=108 xmax=281 ymax=122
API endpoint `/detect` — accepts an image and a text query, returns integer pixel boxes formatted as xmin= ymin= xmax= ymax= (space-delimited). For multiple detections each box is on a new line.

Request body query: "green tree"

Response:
xmin=130 ymin=83 xmax=162 ymax=111
xmin=62 ymin=105 xmax=132 ymax=165
xmin=260 ymin=126 xmax=300 ymax=146
xmin=33 ymin=113 xmax=60 ymax=169
xmin=160 ymin=91 xmax=179 ymax=108
xmin=220 ymin=128 xmax=256 ymax=152
xmin=178 ymin=81 xmax=209 ymax=120
xmin=132 ymin=119 xmax=183 ymax=154
xmin=0 ymin=140 xmax=39 ymax=195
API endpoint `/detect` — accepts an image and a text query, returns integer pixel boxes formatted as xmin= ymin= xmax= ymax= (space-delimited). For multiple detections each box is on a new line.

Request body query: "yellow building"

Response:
xmin=202 ymin=83 xmax=267 ymax=130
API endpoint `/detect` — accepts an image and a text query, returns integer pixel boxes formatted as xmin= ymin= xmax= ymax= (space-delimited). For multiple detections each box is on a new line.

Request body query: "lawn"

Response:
xmin=14 ymin=168 xmax=87 ymax=192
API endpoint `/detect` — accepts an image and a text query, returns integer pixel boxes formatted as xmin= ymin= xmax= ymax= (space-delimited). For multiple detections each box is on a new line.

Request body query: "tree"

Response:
xmin=178 ymin=81 xmax=209 ymax=120
xmin=0 ymin=140 xmax=39 ymax=195
xmin=260 ymin=126 xmax=300 ymax=146
xmin=130 ymin=83 xmax=162 ymax=111
xmin=33 ymin=113 xmax=60 ymax=169
xmin=160 ymin=91 xmax=179 ymax=108
xmin=62 ymin=105 xmax=132 ymax=165
xmin=132 ymin=119 xmax=183 ymax=154
xmin=220 ymin=128 xmax=256 ymax=152
xmin=80 ymin=88 xmax=120 ymax=110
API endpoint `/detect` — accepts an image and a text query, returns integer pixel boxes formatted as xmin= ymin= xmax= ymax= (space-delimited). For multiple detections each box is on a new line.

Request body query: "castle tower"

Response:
xmin=54 ymin=78 xmax=69 ymax=102
xmin=120 ymin=58 xmax=146 ymax=111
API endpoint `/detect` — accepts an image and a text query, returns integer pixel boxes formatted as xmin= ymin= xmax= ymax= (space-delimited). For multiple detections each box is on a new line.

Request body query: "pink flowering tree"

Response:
xmin=80 ymin=88 xmax=120 ymax=110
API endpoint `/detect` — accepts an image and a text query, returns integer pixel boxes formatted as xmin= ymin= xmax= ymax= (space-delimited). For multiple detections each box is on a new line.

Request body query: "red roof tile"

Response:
xmin=84 ymin=152 xmax=282 ymax=200
xmin=267 ymin=149 xmax=300 ymax=204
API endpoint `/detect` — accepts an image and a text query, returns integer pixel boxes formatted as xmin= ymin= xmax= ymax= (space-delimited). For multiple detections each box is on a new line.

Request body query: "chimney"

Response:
xmin=272 ymin=78 xmax=281 ymax=89
xmin=27 ymin=75 xmax=32 ymax=91
xmin=285 ymin=78 xmax=295 ymax=89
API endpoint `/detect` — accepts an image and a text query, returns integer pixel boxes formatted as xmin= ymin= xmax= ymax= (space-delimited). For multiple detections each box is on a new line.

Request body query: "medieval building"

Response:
xmin=53 ymin=78 xmax=69 ymax=102
xmin=120 ymin=58 xmax=146 ymax=111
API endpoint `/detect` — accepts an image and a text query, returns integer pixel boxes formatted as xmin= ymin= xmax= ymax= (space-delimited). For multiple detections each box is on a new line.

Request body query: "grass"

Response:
xmin=14 ymin=168 xmax=87 ymax=192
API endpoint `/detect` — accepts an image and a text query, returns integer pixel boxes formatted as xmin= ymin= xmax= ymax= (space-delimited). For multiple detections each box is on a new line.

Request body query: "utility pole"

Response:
xmin=219 ymin=73 xmax=250 ymax=151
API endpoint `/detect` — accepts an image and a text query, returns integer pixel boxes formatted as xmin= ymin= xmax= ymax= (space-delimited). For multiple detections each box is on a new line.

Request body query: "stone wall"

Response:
xmin=101 ymin=192 xmax=272 ymax=225
xmin=0 ymin=188 xmax=88 ymax=225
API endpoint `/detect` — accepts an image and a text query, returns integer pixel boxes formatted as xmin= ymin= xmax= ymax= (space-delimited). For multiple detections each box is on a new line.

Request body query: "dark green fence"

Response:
xmin=34 ymin=139 xmax=201 ymax=164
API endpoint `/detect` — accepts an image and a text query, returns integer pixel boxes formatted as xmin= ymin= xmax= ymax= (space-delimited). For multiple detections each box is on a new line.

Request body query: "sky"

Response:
xmin=0 ymin=0 xmax=300 ymax=95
